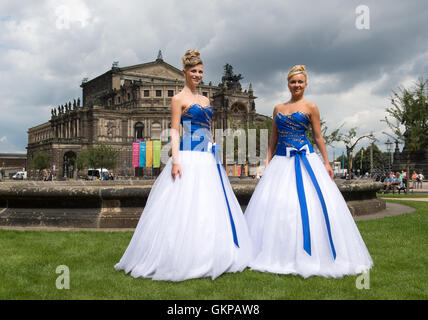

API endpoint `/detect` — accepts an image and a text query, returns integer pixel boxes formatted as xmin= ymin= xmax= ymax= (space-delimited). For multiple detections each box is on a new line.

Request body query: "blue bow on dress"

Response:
xmin=288 ymin=145 xmax=336 ymax=260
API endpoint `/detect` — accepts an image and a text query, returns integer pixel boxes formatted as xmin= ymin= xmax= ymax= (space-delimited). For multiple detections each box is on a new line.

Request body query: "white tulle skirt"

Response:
xmin=245 ymin=153 xmax=373 ymax=278
xmin=114 ymin=150 xmax=253 ymax=282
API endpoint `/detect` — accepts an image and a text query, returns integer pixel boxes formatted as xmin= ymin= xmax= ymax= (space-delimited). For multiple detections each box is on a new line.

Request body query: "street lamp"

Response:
xmin=368 ymin=132 xmax=378 ymax=178
xmin=385 ymin=139 xmax=393 ymax=174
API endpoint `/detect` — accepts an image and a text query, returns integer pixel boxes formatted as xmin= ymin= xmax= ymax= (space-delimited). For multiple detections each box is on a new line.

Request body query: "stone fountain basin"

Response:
xmin=0 ymin=179 xmax=385 ymax=228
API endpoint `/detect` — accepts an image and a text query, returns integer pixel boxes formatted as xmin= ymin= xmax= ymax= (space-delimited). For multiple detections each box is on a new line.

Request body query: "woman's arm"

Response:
xmin=266 ymin=106 xmax=279 ymax=165
xmin=170 ymin=96 xmax=182 ymax=179
xmin=310 ymin=104 xmax=334 ymax=180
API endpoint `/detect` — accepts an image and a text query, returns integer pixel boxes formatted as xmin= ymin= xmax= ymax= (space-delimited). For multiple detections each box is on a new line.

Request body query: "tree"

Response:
xmin=353 ymin=144 xmax=388 ymax=176
xmin=228 ymin=116 xmax=273 ymax=169
xmin=30 ymin=151 xmax=51 ymax=178
xmin=382 ymin=78 xmax=428 ymax=192
xmin=338 ymin=127 xmax=376 ymax=177
xmin=76 ymin=144 xmax=119 ymax=179
xmin=94 ymin=143 xmax=119 ymax=174
xmin=76 ymin=149 xmax=93 ymax=176
xmin=306 ymin=118 xmax=342 ymax=150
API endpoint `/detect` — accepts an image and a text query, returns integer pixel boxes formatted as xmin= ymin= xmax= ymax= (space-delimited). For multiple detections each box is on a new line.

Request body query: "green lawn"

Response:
xmin=0 ymin=200 xmax=427 ymax=300
xmin=377 ymin=193 xmax=428 ymax=198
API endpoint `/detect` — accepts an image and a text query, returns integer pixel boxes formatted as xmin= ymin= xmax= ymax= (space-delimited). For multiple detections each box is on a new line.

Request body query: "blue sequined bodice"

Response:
xmin=180 ymin=104 xmax=213 ymax=151
xmin=275 ymin=111 xmax=314 ymax=156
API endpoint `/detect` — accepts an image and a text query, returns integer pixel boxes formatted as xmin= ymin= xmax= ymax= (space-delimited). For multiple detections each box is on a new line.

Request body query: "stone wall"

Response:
xmin=0 ymin=179 xmax=385 ymax=228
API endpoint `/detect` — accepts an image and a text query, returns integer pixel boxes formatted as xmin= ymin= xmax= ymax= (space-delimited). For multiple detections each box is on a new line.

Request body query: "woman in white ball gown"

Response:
xmin=245 ymin=65 xmax=373 ymax=278
xmin=114 ymin=50 xmax=252 ymax=281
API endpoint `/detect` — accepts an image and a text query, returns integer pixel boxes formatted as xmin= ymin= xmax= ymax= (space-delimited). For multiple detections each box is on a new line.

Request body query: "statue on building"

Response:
xmin=221 ymin=63 xmax=243 ymax=91
xmin=156 ymin=50 xmax=163 ymax=62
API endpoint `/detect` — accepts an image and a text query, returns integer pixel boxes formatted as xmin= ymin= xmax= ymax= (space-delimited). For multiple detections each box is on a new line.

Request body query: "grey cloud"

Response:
xmin=0 ymin=0 xmax=427 ymax=154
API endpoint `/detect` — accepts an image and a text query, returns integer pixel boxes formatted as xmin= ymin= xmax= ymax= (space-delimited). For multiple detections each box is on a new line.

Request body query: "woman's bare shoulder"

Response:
xmin=273 ymin=103 xmax=286 ymax=114
xmin=171 ymin=92 xmax=187 ymax=108
xmin=200 ymin=95 xmax=211 ymax=107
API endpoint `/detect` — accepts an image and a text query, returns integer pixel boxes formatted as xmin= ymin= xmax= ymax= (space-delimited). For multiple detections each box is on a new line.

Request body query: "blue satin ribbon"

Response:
xmin=289 ymin=146 xmax=336 ymax=260
xmin=212 ymin=144 xmax=240 ymax=248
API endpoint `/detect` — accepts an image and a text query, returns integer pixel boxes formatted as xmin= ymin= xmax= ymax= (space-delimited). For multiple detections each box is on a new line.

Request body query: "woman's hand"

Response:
xmin=325 ymin=163 xmax=334 ymax=180
xmin=171 ymin=163 xmax=182 ymax=180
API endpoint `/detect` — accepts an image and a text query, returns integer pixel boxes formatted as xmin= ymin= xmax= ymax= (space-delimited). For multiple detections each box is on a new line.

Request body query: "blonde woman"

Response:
xmin=115 ymin=50 xmax=252 ymax=282
xmin=245 ymin=65 xmax=373 ymax=278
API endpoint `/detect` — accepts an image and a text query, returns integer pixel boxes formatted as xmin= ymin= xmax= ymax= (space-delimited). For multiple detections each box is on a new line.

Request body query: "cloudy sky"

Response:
xmin=0 ymin=0 xmax=427 ymax=160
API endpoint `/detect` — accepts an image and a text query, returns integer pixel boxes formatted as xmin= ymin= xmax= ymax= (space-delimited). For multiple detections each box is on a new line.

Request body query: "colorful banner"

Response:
xmin=225 ymin=164 xmax=249 ymax=177
xmin=229 ymin=167 xmax=234 ymax=176
xmin=139 ymin=142 xmax=146 ymax=167
xmin=152 ymin=140 xmax=161 ymax=168
xmin=132 ymin=142 xmax=140 ymax=168
xmin=146 ymin=141 xmax=153 ymax=168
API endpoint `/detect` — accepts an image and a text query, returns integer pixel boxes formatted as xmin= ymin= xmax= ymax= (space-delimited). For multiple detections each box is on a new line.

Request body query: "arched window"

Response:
xmin=151 ymin=122 xmax=161 ymax=140
xmin=134 ymin=122 xmax=144 ymax=139
xmin=63 ymin=151 xmax=76 ymax=179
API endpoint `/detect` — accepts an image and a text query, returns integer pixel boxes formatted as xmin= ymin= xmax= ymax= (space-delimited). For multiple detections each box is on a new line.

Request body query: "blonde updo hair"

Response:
xmin=182 ymin=49 xmax=203 ymax=69
xmin=287 ymin=65 xmax=307 ymax=82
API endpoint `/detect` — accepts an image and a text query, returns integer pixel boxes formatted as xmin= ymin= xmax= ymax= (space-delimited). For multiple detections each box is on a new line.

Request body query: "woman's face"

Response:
xmin=288 ymin=73 xmax=307 ymax=97
xmin=184 ymin=64 xmax=204 ymax=87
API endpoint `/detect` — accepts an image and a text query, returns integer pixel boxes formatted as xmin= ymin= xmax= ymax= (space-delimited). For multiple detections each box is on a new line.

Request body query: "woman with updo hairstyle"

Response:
xmin=115 ymin=50 xmax=253 ymax=282
xmin=244 ymin=65 xmax=373 ymax=278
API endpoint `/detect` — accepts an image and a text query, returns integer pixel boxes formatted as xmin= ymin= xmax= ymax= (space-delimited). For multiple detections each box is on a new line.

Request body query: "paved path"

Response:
xmin=379 ymin=197 xmax=428 ymax=202
xmin=354 ymin=201 xmax=416 ymax=221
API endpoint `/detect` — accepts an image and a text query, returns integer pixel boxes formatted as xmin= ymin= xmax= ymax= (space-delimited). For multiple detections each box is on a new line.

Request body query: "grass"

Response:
xmin=0 ymin=199 xmax=427 ymax=300
xmin=377 ymin=192 xmax=428 ymax=198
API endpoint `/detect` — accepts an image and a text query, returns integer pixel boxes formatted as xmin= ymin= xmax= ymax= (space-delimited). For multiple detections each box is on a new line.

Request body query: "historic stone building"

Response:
xmin=0 ymin=153 xmax=27 ymax=178
xmin=27 ymin=52 xmax=269 ymax=179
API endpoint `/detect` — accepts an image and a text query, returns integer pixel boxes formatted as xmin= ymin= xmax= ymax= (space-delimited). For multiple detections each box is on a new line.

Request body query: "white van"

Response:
xmin=12 ymin=171 xmax=27 ymax=180
xmin=87 ymin=168 xmax=109 ymax=180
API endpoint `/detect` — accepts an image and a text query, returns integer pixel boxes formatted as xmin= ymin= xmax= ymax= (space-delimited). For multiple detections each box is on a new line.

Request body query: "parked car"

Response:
xmin=12 ymin=171 xmax=27 ymax=180
xmin=87 ymin=168 xmax=110 ymax=180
